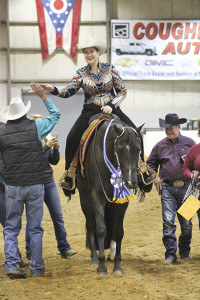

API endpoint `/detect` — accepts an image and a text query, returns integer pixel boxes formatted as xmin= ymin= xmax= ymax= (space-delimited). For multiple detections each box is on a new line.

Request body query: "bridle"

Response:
xmin=114 ymin=126 xmax=141 ymax=171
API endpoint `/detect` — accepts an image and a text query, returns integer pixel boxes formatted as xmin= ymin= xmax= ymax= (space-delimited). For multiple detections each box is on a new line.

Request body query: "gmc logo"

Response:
xmin=145 ymin=60 xmax=174 ymax=66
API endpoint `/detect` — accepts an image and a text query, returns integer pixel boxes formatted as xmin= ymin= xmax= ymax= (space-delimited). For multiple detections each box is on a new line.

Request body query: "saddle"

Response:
xmin=59 ymin=113 xmax=112 ymax=190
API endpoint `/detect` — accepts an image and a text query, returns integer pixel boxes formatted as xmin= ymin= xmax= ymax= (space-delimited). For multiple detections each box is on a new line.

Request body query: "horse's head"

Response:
xmin=113 ymin=123 xmax=143 ymax=189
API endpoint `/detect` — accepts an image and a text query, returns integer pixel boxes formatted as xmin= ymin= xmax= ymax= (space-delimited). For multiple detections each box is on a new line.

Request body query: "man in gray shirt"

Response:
xmin=147 ymin=113 xmax=196 ymax=264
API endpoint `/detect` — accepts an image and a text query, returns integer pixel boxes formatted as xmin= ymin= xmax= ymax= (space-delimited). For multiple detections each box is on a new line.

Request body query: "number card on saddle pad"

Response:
xmin=177 ymin=195 xmax=200 ymax=221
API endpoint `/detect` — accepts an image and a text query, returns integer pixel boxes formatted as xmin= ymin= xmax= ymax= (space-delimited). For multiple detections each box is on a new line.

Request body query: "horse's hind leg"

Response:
xmin=89 ymin=232 xmax=98 ymax=266
xmin=79 ymin=192 xmax=98 ymax=266
xmin=107 ymin=240 xmax=116 ymax=261
xmin=113 ymin=238 xmax=123 ymax=275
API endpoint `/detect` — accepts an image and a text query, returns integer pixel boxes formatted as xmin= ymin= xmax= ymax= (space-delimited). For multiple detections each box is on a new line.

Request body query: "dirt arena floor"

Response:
xmin=1 ymin=157 xmax=200 ymax=300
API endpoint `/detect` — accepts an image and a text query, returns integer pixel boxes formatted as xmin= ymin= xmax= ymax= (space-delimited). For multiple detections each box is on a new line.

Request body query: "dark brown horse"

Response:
xmin=76 ymin=116 xmax=142 ymax=275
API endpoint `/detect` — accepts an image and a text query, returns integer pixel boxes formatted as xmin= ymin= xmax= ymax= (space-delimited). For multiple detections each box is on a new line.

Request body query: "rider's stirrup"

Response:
xmin=59 ymin=170 xmax=76 ymax=190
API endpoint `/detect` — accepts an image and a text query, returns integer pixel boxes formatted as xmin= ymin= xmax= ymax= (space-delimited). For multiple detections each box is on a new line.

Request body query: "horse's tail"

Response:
xmin=85 ymin=203 xmax=112 ymax=250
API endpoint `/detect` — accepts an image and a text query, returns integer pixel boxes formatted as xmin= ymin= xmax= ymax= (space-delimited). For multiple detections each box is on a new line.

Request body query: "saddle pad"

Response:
xmin=177 ymin=194 xmax=200 ymax=221
xmin=81 ymin=118 xmax=108 ymax=162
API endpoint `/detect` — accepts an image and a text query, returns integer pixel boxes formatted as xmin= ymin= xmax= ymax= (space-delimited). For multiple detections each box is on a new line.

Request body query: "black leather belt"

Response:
xmin=162 ymin=180 xmax=189 ymax=188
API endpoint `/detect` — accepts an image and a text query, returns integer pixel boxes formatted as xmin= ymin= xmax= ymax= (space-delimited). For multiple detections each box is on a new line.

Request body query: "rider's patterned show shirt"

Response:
xmin=59 ymin=62 xmax=127 ymax=109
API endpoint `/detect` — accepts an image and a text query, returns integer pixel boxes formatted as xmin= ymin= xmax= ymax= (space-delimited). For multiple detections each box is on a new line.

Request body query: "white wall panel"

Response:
xmin=172 ymin=0 xmax=193 ymax=19
xmin=116 ymin=0 xmax=172 ymax=19
xmin=10 ymin=53 xmax=78 ymax=81
xmin=0 ymin=52 xmax=7 ymax=80
xmin=174 ymin=81 xmax=200 ymax=107
xmin=0 ymin=84 xmax=7 ymax=115
xmin=192 ymin=0 xmax=200 ymax=19
xmin=114 ymin=0 xmax=196 ymax=19
xmin=80 ymin=0 xmax=106 ymax=21
xmin=151 ymin=0 xmax=173 ymax=19
xmin=8 ymin=0 xmax=37 ymax=21
xmin=0 ymin=0 xmax=7 ymax=19
xmin=153 ymin=81 xmax=174 ymax=107
xmin=9 ymin=26 xmax=41 ymax=48
xmin=0 ymin=24 xmax=7 ymax=48
xmin=134 ymin=81 xmax=154 ymax=107
xmin=9 ymin=24 xmax=107 ymax=50
xmin=8 ymin=0 xmax=106 ymax=22
xmin=123 ymin=82 xmax=135 ymax=107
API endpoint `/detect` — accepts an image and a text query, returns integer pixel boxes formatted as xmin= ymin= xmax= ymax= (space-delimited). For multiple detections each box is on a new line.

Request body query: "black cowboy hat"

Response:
xmin=159 ymin=113 xmax=187 ymax=128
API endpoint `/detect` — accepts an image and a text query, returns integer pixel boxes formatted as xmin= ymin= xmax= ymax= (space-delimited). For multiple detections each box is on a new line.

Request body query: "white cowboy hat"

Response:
xmin=78 ymin=37 xmax=106 ymax=56
xmin=1 ymin=97 xmax=31 ymax=120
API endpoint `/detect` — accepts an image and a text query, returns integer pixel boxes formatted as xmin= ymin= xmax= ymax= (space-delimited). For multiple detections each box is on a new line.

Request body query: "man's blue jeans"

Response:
xmin=0 ymin=185 xmax=22 ymax=260
xmin=26 ymin=181 xmax=70 ymax=258
xmin=0 ymin=185 xmax=6 ymax=227
xmin=4 ymin=184 xmax=45 ymax=273
xmin=161 ymin=182 xmax=192 ymax=260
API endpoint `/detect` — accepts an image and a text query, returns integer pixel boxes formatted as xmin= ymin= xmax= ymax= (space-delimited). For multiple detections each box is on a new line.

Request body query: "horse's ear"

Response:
xmin=136 ymin=123 xmax=145 ymax=133
xmin=114 ymin=124 xmax=124 ymax=135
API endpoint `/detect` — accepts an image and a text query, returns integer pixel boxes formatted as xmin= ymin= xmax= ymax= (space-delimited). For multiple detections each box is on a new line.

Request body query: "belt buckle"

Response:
xmin=173 ymin=180 xmax=184 ymax=188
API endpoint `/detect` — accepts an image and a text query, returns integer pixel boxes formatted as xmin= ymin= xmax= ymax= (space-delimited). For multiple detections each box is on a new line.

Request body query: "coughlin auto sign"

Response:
xmin=111 ymin=20 xmax=200 ymax=80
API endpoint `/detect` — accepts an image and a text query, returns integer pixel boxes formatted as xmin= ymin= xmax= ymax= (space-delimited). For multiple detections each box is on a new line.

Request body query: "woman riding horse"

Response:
xmin=40 ymin=37 xmax=155 ymax=195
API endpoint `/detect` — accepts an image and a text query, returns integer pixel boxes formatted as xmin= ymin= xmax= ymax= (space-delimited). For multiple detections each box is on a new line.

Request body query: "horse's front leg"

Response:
xmin=95 ymin=212 xmax=107 ymax=276
xmin=112 ymin=203 xmax=128 ymax=275
xmin=113 ymin=238 xmax=123 ymax=275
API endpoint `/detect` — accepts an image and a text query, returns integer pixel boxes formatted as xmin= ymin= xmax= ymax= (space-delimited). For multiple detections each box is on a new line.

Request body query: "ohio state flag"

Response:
xmin=36 ymin=0 xmax=82 ymax=60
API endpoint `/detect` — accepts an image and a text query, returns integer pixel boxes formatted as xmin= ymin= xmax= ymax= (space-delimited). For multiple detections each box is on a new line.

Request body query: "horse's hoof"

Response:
xmin=112 ymin=268 xmax=123 ymax=276
xmin=90 ymin=260 xmax=99 ymax=267
xmin=97 ymin=267 xmax=107 ymax=276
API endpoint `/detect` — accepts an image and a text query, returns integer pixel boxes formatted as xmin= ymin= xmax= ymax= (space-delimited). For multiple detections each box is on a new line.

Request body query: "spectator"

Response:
xmin=147 ymin=113 xmax=196 ymax=264
xmin=182 ymin=119 xmax=200 ymax=228
xmin=26 ymin=114 xmax=77 ymax=260
xmin=0 ymin=123 xmax=28 ymax=268
xmin=0 ymin=83 xmax=60 ymax=278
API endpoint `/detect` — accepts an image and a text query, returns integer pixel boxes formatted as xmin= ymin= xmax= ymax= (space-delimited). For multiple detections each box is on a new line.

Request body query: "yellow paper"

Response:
xmin=177 ymin=195 xmax=200 ymax=221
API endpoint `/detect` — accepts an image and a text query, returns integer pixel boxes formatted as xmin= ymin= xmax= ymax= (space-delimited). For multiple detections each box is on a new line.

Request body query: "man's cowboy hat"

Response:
xmin=159 ymin=113 xmax=187 ymax=128
xmin=1 ymin=97 xmax=31 ymax=121
xmin=78 ymin=37 xmax=106 ymax=56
